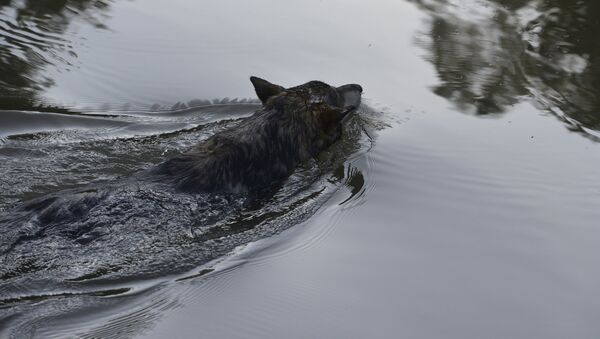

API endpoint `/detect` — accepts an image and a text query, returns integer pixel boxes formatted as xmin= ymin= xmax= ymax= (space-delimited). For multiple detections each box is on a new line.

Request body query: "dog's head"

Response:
xmin=250 ymin=76 xmax=363 ymax=148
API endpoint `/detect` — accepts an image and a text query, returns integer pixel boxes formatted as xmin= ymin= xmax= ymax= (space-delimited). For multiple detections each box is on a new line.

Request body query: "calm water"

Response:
xmin=1 ymin=0 xmax=600 ymax=338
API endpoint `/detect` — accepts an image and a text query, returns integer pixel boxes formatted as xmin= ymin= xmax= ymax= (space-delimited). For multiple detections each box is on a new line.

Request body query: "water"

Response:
xmin=1 ymin=0 xmax=600 ymax=338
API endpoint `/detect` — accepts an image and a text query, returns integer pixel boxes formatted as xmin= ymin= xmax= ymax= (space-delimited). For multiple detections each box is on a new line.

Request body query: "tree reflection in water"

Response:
xmin=0 ymin=0 xmax=112 ymax=111
xmin=1 ymin=0 xmax=599 ymax=138
xmin=409 ymin=0 xmax=600 ymax=137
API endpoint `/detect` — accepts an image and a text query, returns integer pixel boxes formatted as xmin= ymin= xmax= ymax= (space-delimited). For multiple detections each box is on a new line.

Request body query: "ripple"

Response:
xmin=0 ymin=105 xmax=384 ymax=337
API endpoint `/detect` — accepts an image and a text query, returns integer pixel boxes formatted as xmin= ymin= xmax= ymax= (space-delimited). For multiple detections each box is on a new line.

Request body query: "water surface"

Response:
xmin=1 ymin=0 xmax=600 ymax=338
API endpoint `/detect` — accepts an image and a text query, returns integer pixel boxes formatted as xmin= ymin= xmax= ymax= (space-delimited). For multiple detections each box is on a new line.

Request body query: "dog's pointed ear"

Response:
xmin=250 ymin=76 xmax=284 ymax=104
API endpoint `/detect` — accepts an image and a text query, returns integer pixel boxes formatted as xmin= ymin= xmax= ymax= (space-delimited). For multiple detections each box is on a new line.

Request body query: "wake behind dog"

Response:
xmin=0 ymin=77 xmax=366 ymax=306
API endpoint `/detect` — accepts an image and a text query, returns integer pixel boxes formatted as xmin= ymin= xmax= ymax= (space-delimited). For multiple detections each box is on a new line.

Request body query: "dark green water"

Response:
xmin=1 ymin=0 xmax=600 ymax=338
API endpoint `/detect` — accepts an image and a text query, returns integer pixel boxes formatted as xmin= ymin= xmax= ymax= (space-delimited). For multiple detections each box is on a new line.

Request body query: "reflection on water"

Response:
xmin=0 ymin=0 xmax=112 ymax=111
xmin=410 ymin=0 xmax=600 ymax=136
xmin=0 ymin=0 xmax=599 ymax=136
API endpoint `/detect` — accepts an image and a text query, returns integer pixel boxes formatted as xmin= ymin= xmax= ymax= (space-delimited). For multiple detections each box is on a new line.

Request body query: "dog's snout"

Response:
xmin=336 ymin=83 xmax=363 ymax=110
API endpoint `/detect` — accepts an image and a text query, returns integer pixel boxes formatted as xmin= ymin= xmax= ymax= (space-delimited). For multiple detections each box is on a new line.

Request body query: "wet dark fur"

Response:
xmin=150 ymin=77 xmax=363 ymax=193
xmin=0 ymin=77 xmax=362 ymax=235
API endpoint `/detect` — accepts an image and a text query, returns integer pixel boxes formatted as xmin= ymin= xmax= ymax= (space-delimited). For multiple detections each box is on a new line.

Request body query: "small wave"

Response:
xmin=0 ymin=101 xmax=259 ymax=139
xmin=0 ymin=110 xmax=130 ymax=138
